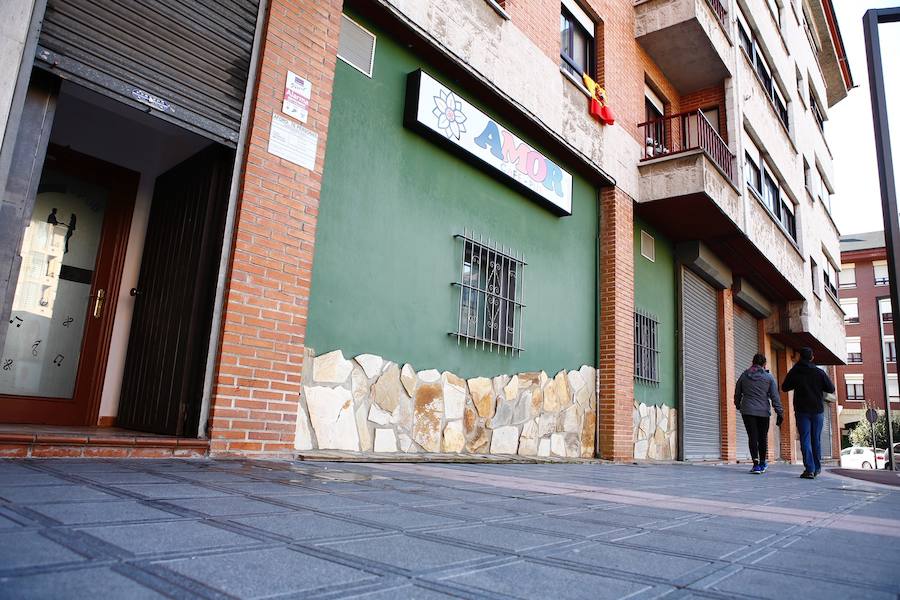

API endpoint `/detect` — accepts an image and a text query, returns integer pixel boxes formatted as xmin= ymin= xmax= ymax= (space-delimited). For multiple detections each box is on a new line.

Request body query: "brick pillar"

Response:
xmin=208 ymin=0 xmax=343 ymax=456
xmin=777 ymin=349 xmax=798 ymax=462
xmin=830 ymin=392 xmax=841 ymax=459
xmin=598 ymin=186 xmax=634 ymax=461
xmin=718 ymin=289 xmax=736 ymax=462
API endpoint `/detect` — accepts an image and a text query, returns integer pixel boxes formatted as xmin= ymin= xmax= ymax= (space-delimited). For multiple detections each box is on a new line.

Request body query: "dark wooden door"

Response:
xmin=116 ymin=145 xmax=232 ymax=435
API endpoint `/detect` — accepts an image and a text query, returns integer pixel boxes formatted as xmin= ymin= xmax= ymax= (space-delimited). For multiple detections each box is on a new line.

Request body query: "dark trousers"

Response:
xmin=741 ymin=414 xmax=770 ymax=464
xmin=795 ymin=411 xmax=824 ymax=473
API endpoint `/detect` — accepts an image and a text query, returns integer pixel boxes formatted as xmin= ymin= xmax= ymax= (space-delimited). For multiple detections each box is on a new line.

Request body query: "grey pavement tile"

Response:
xmin=158 ymin=496 xmax=297 ymax=517
xmin=559 ymin=508 xmax=677 ymax=528
xmin=0 ymin=566 xmax=169 ymax=600
xmin=322 ymin=533 xmax=497 ymax=572
xmin=422 ymin=502 xmax=527 ymax=521
xmin=338 ymin=507 xmax=467 ymax=530
xmin=501 ymin=515 xmax=624 ymax=538
xmin=0 ymin=514 xmax=27 ymax=529
xmin=0 ymin=484 xmax=120 ymax=504
xmin=0 ymin=472 xmax=73 ymax=486
xmin=32 ymin=460 xmax=125 ymax=472
xmin=439 ymin=559 xmax=654 ymax=599
xmin=78 ymin=520 xmax=261 ymax=556
xmin=26 ymin=500 xmax=181 ymax=525
xmin=0 ymin=530 xmax=87 ymax=571
xmin=424 ymin=523 xmax=569 ymax=553
xmin=550 ymin=541 xmax=715 ymax=582
xmin=745 ymin=547 xmax=900 ymax=590
xmin=269 ymin=492 xmax=382 ymax=512
xmin=109 ymin=483 xmax=235 ymax=499
xmin=161 ymin=470 xmax=260 ymax=483
xmin=702 ymin=566 xmax=896 ymax=600
xmin=341 ymin=490 xmax=448 ymax=506
xmin=155 ymin=547 xmax=378 ymax=598
xmin=660 ymin=519 xmax=779 ymax=544
xmin=230 ymin=511 xmax=386 ymax=541
xmin=71 ymin=471 xmax=178 ymax=485
xmin=697 ymin=515 xmax=797 ymax=534
xmin=609 ymin=530 xmax=748 ymax=560
xmin=214 ymin=481 xmax=324 ymax=496
xmin=342 ymin=584 xmax=462 ymax=599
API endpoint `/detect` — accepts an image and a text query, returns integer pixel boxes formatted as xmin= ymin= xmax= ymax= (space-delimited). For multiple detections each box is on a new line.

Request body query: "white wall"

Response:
xmin=48 ymin=82 xmax=211 ymax=421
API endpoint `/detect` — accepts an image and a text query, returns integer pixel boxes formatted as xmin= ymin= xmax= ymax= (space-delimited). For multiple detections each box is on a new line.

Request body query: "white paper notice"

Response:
xmin=282 ymin=71 xmax=312 ymax=123
xmin=268 ymin=113 xmax=318 ymax=170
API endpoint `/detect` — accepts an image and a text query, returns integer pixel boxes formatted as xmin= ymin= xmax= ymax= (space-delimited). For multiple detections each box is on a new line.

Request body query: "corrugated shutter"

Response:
xmin=821 ymin=402 xmax=833 ymax=459
xmin=733 ymin=307 xmax=759 ymax=459
xmin=35 ymin=0 xmax=260 ymax=146
xmin=682 ymin=268 xmax=721 ymax=460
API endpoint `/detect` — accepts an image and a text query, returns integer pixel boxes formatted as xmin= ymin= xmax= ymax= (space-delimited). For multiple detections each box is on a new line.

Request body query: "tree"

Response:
xmin=849 ymin=414 xmax=900 ymax=449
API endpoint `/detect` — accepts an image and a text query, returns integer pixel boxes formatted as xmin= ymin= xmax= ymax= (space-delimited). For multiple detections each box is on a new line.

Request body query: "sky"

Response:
xmin=829 ymin=1 xmax=900 ymax=237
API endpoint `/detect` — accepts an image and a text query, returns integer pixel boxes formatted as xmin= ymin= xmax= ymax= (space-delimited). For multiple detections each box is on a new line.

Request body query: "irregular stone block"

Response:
xmin=564 ymin=433 xmax=581 ymax=458
xmin=538 ymin=437 xmax=551 ymax=457
xmin=518 ymin=435 xmax=538 ymax=456
xmin=355 ymin=402 xmax=374 ymax=452
xmin=550 ymin=432 xmax=567 ymax=457
xmin=464 ymin=406 xmax=478 ymax=435
xmin=490 ymin=398 xmax=514 ymax=429
xmin=560 ymin=406 xmax=581 ymax=433
xmin=295 ymin=402 xmax=314 ymax=451
xmin=351 ymin=365 xmax=370 ymax=405
xmin=513 ymin=390 xmax=532 ymax=424
xmin=466 ymin=426 xmax=491 ymax=454
xmin=368 ymin=404 xmax=392 ymax=426
xmin=413 ymin=382 xmax=443 ymax=452
xmin=490 ymin=426 xmax=520 ymax=454
xmin=543 ymin=371 xmax=571 ymax=413
xmin=442 ymin=421 xmax=465 ymax=453
xmin=374 ymin=429 xmax=397 ymax=452
xmin=401 ymin=363 xmax=417 ymax=396
xmin=418 ymin=369 xmax=441 ymax=383
xmin=398 ymin=432 xmax=414 ymax=453
xmin=312 ymin=350 xmax=353 ymax=384
xmin=444 ymin=371 xmax=466 ymax=389
xmin=504 ymin=375 xmax=519 ymax=401
xmin=634 ymin=439 xmax=649 ymax=460
xmin=304 ymin=386 xmax=360 ymax=451
xmin=538 ymin=412 xmax=557 ymax=437
xmin=668 ymin=430 xmax=678 ymax=458
xmin=468 ymin=377 xmax=495 ymax=418
xmin=492 ymin=375 xmax=510 ymax=398
xmin=521 ymin=417 xmax=539 ymax=439
xmin=581 ymin=410 xmax=595 ymax=458
xmin=443 ymin=379 xmax=466 ymax=421
xmin=372 ymin=363 xmax=402 ymax=413
xmin=567 ymin=370 xmax=585 ymax=395
xmin=355 ymin=354 xmax=383 ymax=379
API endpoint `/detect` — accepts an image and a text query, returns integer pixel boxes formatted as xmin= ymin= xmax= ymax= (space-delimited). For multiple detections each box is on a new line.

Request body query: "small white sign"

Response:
xmin=282 ymin=71 xmax=312 ymax=123
xmin=406 ymin=70 xmax=573 ymax=215
xmin=268 ymin=113 xmax=318 ymax=170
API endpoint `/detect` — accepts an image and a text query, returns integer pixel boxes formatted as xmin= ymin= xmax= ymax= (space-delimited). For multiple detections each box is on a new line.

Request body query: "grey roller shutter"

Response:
xmin=733 ymin=307 xmax=759 ymax=459
xmin=821 ymin=400 xmax=833 ymax=459
xmin=35 ymin=0 xmax=260 ymax=145
xmin=682 ymin=268 xmax=721 ymax=460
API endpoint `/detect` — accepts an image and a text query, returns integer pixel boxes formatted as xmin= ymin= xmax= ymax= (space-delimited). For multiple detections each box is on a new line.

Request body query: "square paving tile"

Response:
xmin=610 ymin=530 xmax=748 ymax=560
xmin=0 ymin=566 xmax=168 ymax=599
xmin=77 ymin=520 xmax=260 ymax=556
xmin=27 ymin=500 xmax=180 ymax=525
xmin=109 ymin=483 xmax=234 ymax=500
xmin=550 ymin=541 xmax=715 ymax=582
xmin=338 ymin=507 xmax=466 ymax=531
xmin=159 ymin=496 xmax=296 ymax=517
xmin=423 ymin=502 xmax=526 ymax=521
xmin=0 ymin=484 xmax=120 ymax=504
xmin=270 ymin=493 xmax=380 ymax=512
xmin=322 ymin=534 xmax=496 ymax=572
xmin=156 ymin=547 xmax=378 ymax=598
xmin=425 ymin=523 xmax=567 ymax=553
xmin=502 ymin=515 xmax=624 ymax=538
xmin=0 ymin=530 xmax=87 ymax=571
xmin=231 ymin=512 xmax=385 ymax=541
xmin=73 ymin=472 xmax=177 ymax=485
xmin=347 ymin=584 xmax=461 ymax=599
xmin=0 ymin=472 xmax=72 ymax=486
xmin=216 ymin=481 xmax=323 ymax=496
xmin=660 ymin=519 xmax=778 ymax=544
xmin=703 ymin=566 xmax=895 ymax=600
xmin=439 ymin=559 xmax=653 ymax=599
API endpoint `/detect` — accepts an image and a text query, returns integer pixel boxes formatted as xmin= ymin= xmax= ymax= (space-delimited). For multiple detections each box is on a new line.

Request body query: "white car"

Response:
xmin=840 ymin=446 xmax=885 ymax=469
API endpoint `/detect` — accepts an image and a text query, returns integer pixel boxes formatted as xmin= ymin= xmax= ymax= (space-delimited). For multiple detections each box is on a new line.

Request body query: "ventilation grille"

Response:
xmin=640 ymin=230 xmax=655 ymax=262
xmin=338 ymin=14 xmax=376 ymax=77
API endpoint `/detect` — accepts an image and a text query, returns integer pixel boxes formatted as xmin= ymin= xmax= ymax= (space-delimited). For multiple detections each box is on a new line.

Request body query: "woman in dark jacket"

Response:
xmin=735 ymin=353 xmax=784 ymax=473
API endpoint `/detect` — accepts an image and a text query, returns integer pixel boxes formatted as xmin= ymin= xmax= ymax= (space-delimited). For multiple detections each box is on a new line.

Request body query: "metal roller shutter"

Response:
xmin=682 ymin=268 xmax=721 ymax=460
xmin=821 ymin=397 xmax=833 ymax=459
xmin=36 ymin=0 xmax=260 ymax=145
xmin=733 ymin=307 xmax=759 ymax=459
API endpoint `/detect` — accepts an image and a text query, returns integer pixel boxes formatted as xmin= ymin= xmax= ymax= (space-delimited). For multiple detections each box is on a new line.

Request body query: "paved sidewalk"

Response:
xmin=1 ymin=459 xmax=898 ymax=599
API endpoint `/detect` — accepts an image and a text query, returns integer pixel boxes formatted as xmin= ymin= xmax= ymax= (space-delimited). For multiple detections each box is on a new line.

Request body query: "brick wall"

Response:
xmin=681 ymin=83 xmax=727 ymax=142
xmin=208 ymin=0 xmax=344 ymax=456
xmin=599 ymin=186 xmax=635 ymax=461
xmin=503 ymin=0 xmax=559 ymax=62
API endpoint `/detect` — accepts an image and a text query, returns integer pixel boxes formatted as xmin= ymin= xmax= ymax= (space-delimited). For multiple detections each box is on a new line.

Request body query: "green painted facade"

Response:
xmin=307 ymin=14 xmax=599 ymax=379
xmin=633 ymin=218 xmax=677 ymax=407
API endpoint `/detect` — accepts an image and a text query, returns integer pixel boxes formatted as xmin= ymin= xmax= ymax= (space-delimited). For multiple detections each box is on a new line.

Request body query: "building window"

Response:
xmin=644 ymin=85 xmax=666 ymax=157
xmin=810 ymin=87 xmax=825 ymax=132
xmin=890 ymin=375 xmax=900 ymax=401
xmin=840 ymin=263 xmax=856 ymax=288
xmin=845 ymin=376 xmax=864 ymax=401
xmin=640 ymin=230 xmax=656 ymax=262
xmin=737 ymin=10 xmax=790 ymax=131
xmin=634 ymin=309 xmax=659 ymax=385
xmin=745 ymin=153 xmax=761 ymax=195
xmin=840 ymin=298 xmax=859 ymax=324
xmin=796 ymin=67 xmax=806 ymax=108
xmin=811 ymin=258 xmax=820 ymax=296
xmin=454 ymin=232 xmax=525 ymax=353
xmin=823 ymin=260 xmax=838 ymax=299
xmin=755 ymin=162 xmax=796 ymax=241
xmin=560 ymin=2 xmax=594 ymax=79
xmin=847 ymin=338 xmax=862 ymax=364
xmin=882 ymin=298 xmax=893 ymax=322
xmin=874 ymin=260 xmax=889 ymax=286
xmin=762 ymin=170 xmax=778 ymax=214
xmin=885 ymin=336 xmax=896 ymax=363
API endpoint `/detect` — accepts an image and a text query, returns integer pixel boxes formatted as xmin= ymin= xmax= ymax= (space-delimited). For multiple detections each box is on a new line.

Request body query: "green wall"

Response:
xmin=306 ymin=14 xmax=599 ymax=379
xmin=633 ymin=218 xmax=677 ymax=407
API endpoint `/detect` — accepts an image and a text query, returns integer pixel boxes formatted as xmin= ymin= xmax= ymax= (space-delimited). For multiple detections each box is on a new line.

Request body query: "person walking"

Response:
xmin=735 ymin=353 xmax=784 ymax=474
xmin=781 ymin=347 xmax=835 ymax=479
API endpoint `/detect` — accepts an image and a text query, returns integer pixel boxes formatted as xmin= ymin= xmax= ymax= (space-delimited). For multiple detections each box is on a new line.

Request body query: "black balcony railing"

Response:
xmin=638 ymin=109 xmax=736 ymax=182
xmin=848 ymin=352 xmax=863 ymax=364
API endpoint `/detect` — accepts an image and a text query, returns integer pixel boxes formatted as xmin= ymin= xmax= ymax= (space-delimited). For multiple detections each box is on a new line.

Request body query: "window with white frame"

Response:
xmin=752 ymin=153 xmax=797 ymax=241
xmin=874 ymin=260 xmax=889 ymax=286
xmin=745 ymin=137 xmax=762 ymax=196
xmin=889 ymin=374 xmax=899 ymax=401
xmin=560 ymin=1 xmax=594 ymax=79
xmin=841 ymin=298 xmax=859 ymax=324
xmin=846 ymin=337 xmax=862 ymax=364
xmin=885 ymin=335 xmax=896 ymax=363
xmin=823 ymin=259 xmax=838 ymax=298
xmin=737 ymin=9 xmax=790 ymax=131
xmin=810 ymin=86 xmax=825 ymax=132
xmin=840 ymin=263 xmax=856 ymax=288
xmin=881 ymin=298 xmax=893 ymax=322
xmin=810 ymin=258 xmax=820 ymax=296
xmin=845 ymin=374 xmax=864 ymax=401
xmin=816 ymin=165 xmax=831 ymax=212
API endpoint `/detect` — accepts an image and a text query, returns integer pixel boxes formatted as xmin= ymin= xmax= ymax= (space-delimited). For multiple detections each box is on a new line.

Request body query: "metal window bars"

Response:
xmin=452 ymin=229 xmax=526 ymax=355
xmin=634 ymin=309 xmax=660 ymax=385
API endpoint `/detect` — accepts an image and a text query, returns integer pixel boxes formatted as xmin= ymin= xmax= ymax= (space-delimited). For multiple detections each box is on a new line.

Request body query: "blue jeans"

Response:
xmin=796 ymin=411 xmax=824 ymax=473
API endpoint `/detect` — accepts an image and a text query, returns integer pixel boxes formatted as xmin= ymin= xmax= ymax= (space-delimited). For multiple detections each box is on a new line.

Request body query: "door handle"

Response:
xmin=130 ymin=288 xmax=141 ymax=297
xmin=93 ymin=289 xmax=105 ymax=318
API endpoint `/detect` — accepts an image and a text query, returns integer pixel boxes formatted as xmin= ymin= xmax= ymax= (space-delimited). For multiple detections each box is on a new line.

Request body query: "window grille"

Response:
xmin=452 ymin=230 xmax=525 ymax=354
xmin=634 ymin=309 xmax=660 ymax=385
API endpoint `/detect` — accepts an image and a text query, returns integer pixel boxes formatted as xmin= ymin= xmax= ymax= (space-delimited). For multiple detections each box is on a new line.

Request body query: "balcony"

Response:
xmin=638 ymin=110 xmax=735 ymax=182
xmin=635 ymin=0 xmax=732 ymax=94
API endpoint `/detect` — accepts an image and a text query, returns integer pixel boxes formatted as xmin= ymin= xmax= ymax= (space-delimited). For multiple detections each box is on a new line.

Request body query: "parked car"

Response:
xmin=881 ymin=443 xmax=900 ymax=469
xmin=840 ymin=446 xmax=880 ymax=469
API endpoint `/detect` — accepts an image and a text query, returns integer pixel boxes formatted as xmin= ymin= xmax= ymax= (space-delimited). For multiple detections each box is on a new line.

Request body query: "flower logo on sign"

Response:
xmin=432 ymin=89 xmax=467 ymax=140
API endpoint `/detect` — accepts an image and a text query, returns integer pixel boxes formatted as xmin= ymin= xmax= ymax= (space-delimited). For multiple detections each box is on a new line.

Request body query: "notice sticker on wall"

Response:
xmin=268 ymin=113 xmax=318 ymax=170
xmin=282 ymin=71 xmax=312 ymax=123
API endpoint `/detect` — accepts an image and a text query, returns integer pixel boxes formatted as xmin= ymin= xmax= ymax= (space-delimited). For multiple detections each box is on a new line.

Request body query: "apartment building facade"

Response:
xmin=0 ymin=0 xmax=849 ymax=461
xmin=835 ymin=231 xmax=897 ymax=442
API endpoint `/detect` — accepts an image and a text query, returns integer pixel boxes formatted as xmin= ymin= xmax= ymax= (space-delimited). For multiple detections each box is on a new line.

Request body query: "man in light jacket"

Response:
xmin=781 ymin=347 xmax=835 ymax=479
xmin=735 ymin=353 xmax=784 ymax=474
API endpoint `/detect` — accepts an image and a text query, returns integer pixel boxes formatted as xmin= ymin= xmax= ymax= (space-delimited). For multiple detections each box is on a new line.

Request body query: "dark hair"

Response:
xmin=799 ymin=347 xmax=814 ymax=361
xmin=752 ymin=353 xmax=767 ymax=366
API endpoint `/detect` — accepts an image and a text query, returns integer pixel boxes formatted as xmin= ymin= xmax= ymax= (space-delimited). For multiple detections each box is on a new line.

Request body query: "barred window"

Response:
xmin=634 ymin=309 xmax=659 ymax=385
xmin=453 ymin=231 xmax=525 ymax=354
